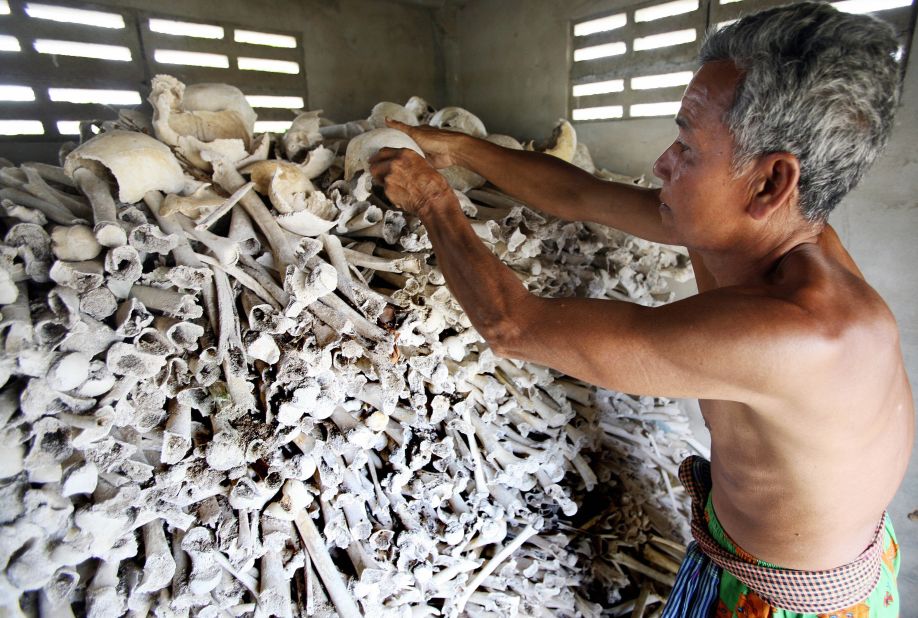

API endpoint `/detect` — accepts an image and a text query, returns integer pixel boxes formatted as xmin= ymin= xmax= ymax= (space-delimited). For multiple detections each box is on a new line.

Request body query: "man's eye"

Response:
xmin=677 ymin=140 xmax=689 ymax=152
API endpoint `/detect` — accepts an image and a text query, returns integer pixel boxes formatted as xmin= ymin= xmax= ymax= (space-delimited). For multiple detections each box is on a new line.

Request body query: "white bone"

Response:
xmin=429 ymin=107 xmax=487 ymax=138
xmin=343 ymin=128 xmax=425 ymax=182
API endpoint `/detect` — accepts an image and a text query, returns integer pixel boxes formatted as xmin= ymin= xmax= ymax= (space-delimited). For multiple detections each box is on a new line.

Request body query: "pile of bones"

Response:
xmin=0 ymin=74 xmax=706 ymax=617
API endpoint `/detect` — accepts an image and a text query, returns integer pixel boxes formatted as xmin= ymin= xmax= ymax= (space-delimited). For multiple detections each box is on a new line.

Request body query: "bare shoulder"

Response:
xmin=773 ymin=225 xmax=898 ymax=345
xmin=678 ymin=225 xmax=900 ymax=405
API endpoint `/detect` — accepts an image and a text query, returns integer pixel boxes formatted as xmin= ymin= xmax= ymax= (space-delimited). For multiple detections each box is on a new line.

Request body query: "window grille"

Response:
xmin=570 ymin=0 xmax=918 ymax=122
xmin=0 ymin=0 xmax=308 ymax=145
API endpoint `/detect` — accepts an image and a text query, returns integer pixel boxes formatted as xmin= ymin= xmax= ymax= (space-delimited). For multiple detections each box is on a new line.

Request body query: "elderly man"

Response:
xmin=370 ymin=2 xmax=913 ymax=616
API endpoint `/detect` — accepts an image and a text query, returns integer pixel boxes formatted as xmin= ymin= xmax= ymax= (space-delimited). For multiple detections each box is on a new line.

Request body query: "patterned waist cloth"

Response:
xmin=679 ymin=455 xmax=885 ymax=614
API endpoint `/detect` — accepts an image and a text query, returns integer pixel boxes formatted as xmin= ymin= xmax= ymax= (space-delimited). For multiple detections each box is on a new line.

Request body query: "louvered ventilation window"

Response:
xmin=0 ymin=0 xmax=307 ymax=141
xmin=570 ymin=0 xmax=917 ymax=122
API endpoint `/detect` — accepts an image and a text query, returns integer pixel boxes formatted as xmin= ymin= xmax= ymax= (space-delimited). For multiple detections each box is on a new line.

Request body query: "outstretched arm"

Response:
xmin=370 ymin=148 xmax=830 ymax=405
xmin=386 ymin=119 xmax=676 ymax=245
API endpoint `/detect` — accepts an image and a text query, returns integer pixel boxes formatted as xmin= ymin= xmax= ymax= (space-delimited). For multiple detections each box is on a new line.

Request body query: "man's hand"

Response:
xmin=384 ymin=118 xmax=466 ymax=169
xmin=368 ymin=147 xmax=453 ymax=217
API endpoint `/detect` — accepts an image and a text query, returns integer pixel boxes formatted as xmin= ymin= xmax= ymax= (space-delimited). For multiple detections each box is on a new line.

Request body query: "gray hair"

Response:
xmin=700 ymin=1 xmax=902 ymax=223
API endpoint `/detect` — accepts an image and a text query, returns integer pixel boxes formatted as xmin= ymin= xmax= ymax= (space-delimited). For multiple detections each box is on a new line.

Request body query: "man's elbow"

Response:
xmin=475 ymin=292 xmax=542 ymax=361
xmin=470 ymin=289 xmax=540 ymax=359
xmin=478 ymin=314 xmax=529 ymax=360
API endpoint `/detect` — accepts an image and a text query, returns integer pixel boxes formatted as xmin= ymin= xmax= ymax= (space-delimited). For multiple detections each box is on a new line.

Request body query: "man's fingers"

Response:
xmin=385 ymin=117 xmax=411 ymax=133
xmin=368 ymin=148 xmax=401 ymax=165
xmin=368 ymin=158 xmax=392 ymax=180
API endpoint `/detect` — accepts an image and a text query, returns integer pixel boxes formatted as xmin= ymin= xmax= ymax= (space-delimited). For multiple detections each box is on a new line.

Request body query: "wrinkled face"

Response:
xmin=653 ymin=61 xmax=753 ymax=250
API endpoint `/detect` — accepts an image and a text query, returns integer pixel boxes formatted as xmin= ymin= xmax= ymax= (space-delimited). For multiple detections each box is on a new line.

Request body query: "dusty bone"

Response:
xmin=154 ymin=316 xmax=205 ymax=352
xmin=0 ymin=268 xmax=17 ymax=305
xmin=208 ymin=154 xmax=295 ymax=271
xmin=173 ymin=213 xmax=239 ymax=266
xmin=526 ymin=119 xmax=577 ymax=163
xmin=453 ymin=523 xmax=540 ymax=612
xmin=299 ymin=145 xmax=336 ymax=180
xmin=209 ymin=262 xmax=235 ymax=365
xmin=161 ymin=400 xmax=192 ymax=465
xmin=58 ymin=315 xmax=118 ymax=358
xmin=135 ymin=520 xmax=176 ymax=595
xmin=6 ymin=222 xmax=52 ymax=282
xmin=49 ymin=259 xmax=104 ymax=293
xmin=7 ymin=539 xmax=59 ymax=591
xmin=149 ymin=75 xmax=254 ymax=169
xmin=486 ymin=133 xmax=525 ymax=151
xmin=405 ymin=95 xmax=435 ymax=123
xmin=20 ymin=166 xmax=92 ymax=220
xmin=0 ymin=162 xmax=24 ymax=183
xmin=0 ymin=88 xmax=700 ymax=614
xmin=64 ymin=129 xmax=186 ymax=236
xmin=343 ymin=128 xmax=425 ymax=182
xmin=194 ymin=181 xmax=255 ymax=230
xmin=259 ymin=515 xmax=294 ymax=618
xmin=0 ymin=187 xmax=87 ymax=225
xmin=85 ymin=559 xmax=125 ymax=617
xmin=143 ymin=190 xmax=218 ymax=330
xmin=244 ymin=160 xmax=314 ymax=199
xmin=69 ymin=168 xmax=126 ymax=248
xmin=106 ymin=342 xmax=167 ymax=379
xmin=227 ymin=207 xmax=261 ymax=256
xmin=429 ymin=106 xmax=487 ymax=138
xmin=182 ymin=527 xmax=223 ymax=595
xmin=1 ymin=197 xmax=48 ymax=225
xmin=318 ymin=120 xmax=367 ymax=141
xmin=41 ymin=570 xmax=80 ymax=615
xmin=114 ymin=296 xmax=153 ymax=337
xmin=161 ymin=185 xmax=225 ymax=219
xmin=340 ymin=244 xmax=422 ymax=274
xmin=283 ymin=110 xmax=324 ymax=160
xmin=183 ymin=82 xmax=257 ymax=137
xmin=46 ymin=351 xmax=91 ymax=391
xmin=284 ymin=259 xmax=337 ymax=316
xmin=336 ymin=202 xmax=382 ymax=234
xmin=246 ymin=331 xmax=280 ymax=364
xmin=293 ymin=500 xmax=362 ymax=618
xmin=129 ymin=284 xmax=203 ymax=320
xmin=128 ymin=223 xmax=179 ymax=255
xmin=572 ymin=141 xmax=596 ymax=174
xmin=236 ymin=131 xmax=271 ymax=169
xmin=48 ymin=285 xmax=90 ymax=328
xmin=276 ymin=206 xmax=338 ymax=237
xmin=321 ymin=233 xmax=355 ymax=303
xmin=367 ymin=101 xmax=419 ymax=129
xmin=238 ymin=253 xmax=289 ymax=305
xmin=610 ymin=552 xmax=676 ymax=587
xmin=104 ymin=245 xmax=143 ymax=283
xmin=51 ymin=224 xmax=102 ymax=261
xmin=345 ymin=209 xmax=406 ymax=244
xmin=21 ymin=161 xmax=76 ymax=188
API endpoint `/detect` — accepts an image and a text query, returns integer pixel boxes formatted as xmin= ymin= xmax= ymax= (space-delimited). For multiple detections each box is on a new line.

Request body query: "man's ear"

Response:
xmin=747 ymin=153 xmax=800 ymax=220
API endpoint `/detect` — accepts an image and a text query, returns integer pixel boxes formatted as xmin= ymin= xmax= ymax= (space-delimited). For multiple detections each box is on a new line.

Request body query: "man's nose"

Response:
xmin=653 ymin=148 xmax=672 ymax=183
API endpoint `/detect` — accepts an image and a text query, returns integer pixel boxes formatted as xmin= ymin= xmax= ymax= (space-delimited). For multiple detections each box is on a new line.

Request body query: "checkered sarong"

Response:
xmin=679 ymin=455 xmax=885 ymax=614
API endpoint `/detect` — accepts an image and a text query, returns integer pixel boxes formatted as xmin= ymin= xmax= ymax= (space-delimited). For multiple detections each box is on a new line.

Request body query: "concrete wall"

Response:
xmin=453 ymin=0 xmax=918 ymax=594
xmin=98 ymin=0 xmax=443 ymax=120
xmin=1 ymin=0 xmax=444 ymax=163
xmin=451 ymin=0 xmax=671 ymax=177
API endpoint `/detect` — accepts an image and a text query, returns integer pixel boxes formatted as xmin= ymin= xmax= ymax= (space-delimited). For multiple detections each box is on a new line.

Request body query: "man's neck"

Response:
xmin=695 ymin=228 xmax=823 ymax=288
